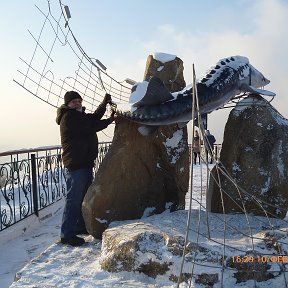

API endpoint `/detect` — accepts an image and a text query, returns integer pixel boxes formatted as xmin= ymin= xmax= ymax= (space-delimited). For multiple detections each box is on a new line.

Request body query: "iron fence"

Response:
xmin=0 ymin=142 xmax=220 ymax=232
xmin=0 ymin=142 xmax=111 ymax=232
xmin=188 ymin=143 xmax=222 ymax=163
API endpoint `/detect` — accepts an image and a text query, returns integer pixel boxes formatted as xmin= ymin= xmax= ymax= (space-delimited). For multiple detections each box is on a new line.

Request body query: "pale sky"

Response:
xmin=0 ymin=0 xmax=287 ymax=152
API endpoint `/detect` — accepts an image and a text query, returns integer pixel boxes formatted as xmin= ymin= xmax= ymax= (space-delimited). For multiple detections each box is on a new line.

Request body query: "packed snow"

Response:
xmin=163 ymin=130 xmax=185 ymax=164
xmin=1 ymin=165 xmax=288 ymax=287
xmin=153 ymin=52 xmax=177 ymax=63
xmin=128 ymin=81 xmax=149 ymax=105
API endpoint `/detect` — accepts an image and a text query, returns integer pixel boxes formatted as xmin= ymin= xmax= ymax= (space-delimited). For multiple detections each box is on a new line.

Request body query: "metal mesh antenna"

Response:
xmin=13 ymin=0 xmax=131 ymax=115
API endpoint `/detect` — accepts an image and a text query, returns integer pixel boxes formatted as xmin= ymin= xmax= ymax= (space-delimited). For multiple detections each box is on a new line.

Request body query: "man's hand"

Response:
xmin=109 ymin=110 xmax=116 ymax=123
xmin=103 ymin=93 xmax=112 ymax=105
xmin=109 ymin=110 xmax=120 ymax=124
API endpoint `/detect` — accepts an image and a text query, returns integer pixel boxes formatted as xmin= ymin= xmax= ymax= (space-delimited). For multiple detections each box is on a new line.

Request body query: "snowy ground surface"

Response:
xmin=1 ymin=165 xmax=288 ymax=287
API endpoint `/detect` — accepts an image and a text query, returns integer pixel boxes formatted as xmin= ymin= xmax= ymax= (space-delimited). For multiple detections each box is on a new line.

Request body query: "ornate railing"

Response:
xmin=0 ymin=142 xmax=111 ymax=232
xmin=0 ymin=142 xmax=220 ymax=232
xmin=188 ymin=143 xmax=222 ymax=163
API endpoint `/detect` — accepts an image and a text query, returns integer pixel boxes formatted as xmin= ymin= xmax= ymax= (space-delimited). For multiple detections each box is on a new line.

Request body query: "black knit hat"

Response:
xmin=64 ymin=91 xmax=83 ymax=105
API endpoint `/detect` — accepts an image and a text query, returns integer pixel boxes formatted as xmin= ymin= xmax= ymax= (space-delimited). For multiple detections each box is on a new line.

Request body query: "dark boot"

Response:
xmin=61 ymin=235 xmax=85 ymax=247
xmin=77 ymin=228 xmax=89 ymax=235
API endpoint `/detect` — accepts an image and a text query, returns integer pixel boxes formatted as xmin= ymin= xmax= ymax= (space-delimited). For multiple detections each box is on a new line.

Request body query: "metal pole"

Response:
xmin=31 ymin=154 xmax=39 ymax=217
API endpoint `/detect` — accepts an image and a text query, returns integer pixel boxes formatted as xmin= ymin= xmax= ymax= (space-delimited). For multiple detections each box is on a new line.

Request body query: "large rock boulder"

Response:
xmin=207 ymin=94 xmax=288 ymax=218
xmin=143 ymin=53 xmax=186 ymax=91
xmin=82 ymin=53 xmax=189 ymax=239
xmin=99 ymin=217 xmax=221 ymax=284
xmin=99 ymin=210 xmax=282 ymax=284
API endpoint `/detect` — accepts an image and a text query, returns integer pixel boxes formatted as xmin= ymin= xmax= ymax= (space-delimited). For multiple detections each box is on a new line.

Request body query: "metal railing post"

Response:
xmin=31 ymin=154 xmax=39 ymax=217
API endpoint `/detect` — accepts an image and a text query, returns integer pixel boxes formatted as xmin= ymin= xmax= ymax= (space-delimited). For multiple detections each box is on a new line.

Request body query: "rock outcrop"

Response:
xmin=207 ymin=94 xmax=288 ymax=218
xmin=143 ymin=53 xmax=186 ymax=91
xmin=82 ymin=53 xmax=189 ymax=239
xmin=99 ymin=218 xmax=222 ymax=284
xmin=99 ymin=210 xmax=283 ymax=284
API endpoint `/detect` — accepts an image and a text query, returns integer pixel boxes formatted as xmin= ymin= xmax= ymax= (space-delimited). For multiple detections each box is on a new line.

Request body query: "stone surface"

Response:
xmin=99 ymin=220 xmax=222 ymax=281
xmin=226 ymin=251 xmax=276 ymax=283
xmin=207 ymin=94 xmax=288 ymax=218
xmin=143 ymin=54 xmax=186 ymax=92
xmin=100 ymin=222 xmax=172 ymax=274
xmin=82 ymin=53 xmax=189 ymax=239
xmin=99 ymin=213 xmax=282 ymax=283
xmin=82 ymin=121 xmax=189 ymax=238
xmin=195 ymin=273 xmax=219 ymax=286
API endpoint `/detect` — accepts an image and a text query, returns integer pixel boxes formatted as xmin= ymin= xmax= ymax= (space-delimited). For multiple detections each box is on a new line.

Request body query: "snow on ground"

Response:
xmin=1 ymin=165 xmax=288 ymax=287
xmin=0 ymin=201 xmax=64 ymax=288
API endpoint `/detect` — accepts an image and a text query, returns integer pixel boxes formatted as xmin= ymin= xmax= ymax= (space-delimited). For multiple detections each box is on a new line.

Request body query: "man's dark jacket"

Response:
xmin=56 ymin=104 xmax=111 ymax=171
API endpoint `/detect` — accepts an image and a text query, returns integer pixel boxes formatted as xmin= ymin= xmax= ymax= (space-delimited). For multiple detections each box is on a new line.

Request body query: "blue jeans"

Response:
xmin=61 ymin=168 xmax=93 ymax=238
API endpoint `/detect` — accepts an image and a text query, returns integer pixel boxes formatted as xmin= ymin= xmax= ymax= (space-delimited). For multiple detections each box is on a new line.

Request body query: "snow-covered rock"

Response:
xmin=144 ymin=53 xmax=186 ymax=92
xmin=82 ymin=54 xmax=189 ymax=239
xmin=207 ymin=94 xmax=288 ymax=218
xmin=99 ymin=209 xmax=286 ymax=285
xmin=99 ymin=219 xmax=223 ymax=284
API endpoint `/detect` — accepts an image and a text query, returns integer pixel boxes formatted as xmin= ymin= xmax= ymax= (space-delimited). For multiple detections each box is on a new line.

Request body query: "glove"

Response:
xmin=109 ymin=110 xmax=120 ymax=124
xmin=103 ymin=93 xmax=112 ymax=105
xmin=109 ymin=110 xmax=116 ymax=123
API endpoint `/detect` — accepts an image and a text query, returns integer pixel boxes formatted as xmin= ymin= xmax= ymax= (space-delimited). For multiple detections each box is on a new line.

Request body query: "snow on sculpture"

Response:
xmin=115 ymin=55 xmax=275 ymax=135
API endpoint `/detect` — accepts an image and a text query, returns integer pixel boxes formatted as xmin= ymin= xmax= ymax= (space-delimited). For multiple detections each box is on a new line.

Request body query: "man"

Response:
xmin=56 ymin=91 xmax=115 ymax=246
xmin=204 ymin=130 xmax=216 ymax=164
xmin=192 ymin=130 xmax=201 ymax=165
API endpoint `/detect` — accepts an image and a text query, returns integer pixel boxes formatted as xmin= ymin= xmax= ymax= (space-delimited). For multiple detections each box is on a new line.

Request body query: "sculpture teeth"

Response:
xmin=144 ymin=114 xmax=150 ymax=120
